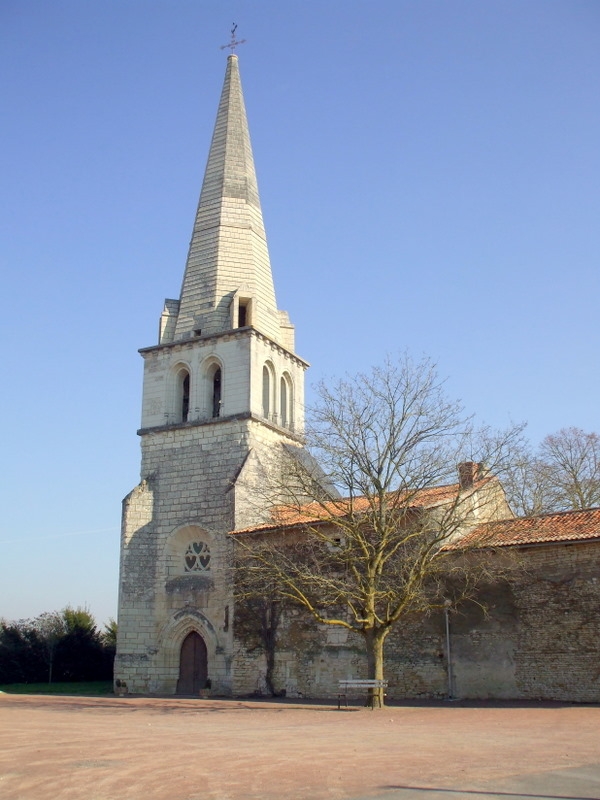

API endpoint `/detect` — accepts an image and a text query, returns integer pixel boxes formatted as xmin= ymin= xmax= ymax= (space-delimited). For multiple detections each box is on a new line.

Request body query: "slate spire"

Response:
xmin=171 ymin=54 xmax=282 ymax=343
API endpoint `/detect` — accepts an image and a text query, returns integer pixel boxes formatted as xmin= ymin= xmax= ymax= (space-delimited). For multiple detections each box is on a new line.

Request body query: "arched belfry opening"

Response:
xmin=202 ymin=360 xmax=223 ymax=419
xmin=212 ymin=367 xmax=222 ymax=417
xmin=173 ymin=365 xmax=191 ymax=423
xmin=262 ymin=363 xmax=275 ymax=420
xmin=262 ymin=366 xmax=270 ymax=418
xmin=280 ymin=373 xmax=293 ymax=428
xmin=181 ymin=373 xmax=190 ymax=422
xmin=176 ymin=631 xmax=208 ymax=695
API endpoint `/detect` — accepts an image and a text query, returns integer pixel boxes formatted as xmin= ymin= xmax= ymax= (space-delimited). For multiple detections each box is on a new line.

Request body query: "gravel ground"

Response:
xmin=1 ymin=694 xmax=599 ymax=800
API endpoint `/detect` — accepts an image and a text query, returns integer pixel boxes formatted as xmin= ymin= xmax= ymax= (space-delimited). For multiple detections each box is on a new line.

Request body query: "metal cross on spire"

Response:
xmin=220 ymin=23 xmax=246 ymax=53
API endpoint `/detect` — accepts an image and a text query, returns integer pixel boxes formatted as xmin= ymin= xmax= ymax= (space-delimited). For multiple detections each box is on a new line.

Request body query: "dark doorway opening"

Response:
xmin=176 ymin=631 xmax=208 ymax=695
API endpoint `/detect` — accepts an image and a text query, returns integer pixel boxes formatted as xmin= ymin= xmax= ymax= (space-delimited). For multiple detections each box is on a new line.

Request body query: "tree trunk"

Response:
xmin=364 ymin=627 xmax=387 ymax=708
xmin=262 ymin=601 xmax=281 ymax=696
xmin=265 ymin=643 xmax=276 ymax=696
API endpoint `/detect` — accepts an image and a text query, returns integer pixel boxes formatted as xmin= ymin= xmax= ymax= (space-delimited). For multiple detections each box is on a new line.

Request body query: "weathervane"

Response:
xmin=220 ymin=23 xmax=246 ymax=53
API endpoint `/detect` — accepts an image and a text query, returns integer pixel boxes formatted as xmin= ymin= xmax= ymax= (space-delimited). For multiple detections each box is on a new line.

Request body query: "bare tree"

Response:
xmin=538 ymin=428 xmax=600 ymax=511
xmin=232 ymin=590 xmax=284 ymax=696
xmin=498 ymin=444 xmax=548 ymax=517
xmin=503 ymin=427 xmax=600 ymax=515
xmin=234 ymin=355 xmax=522 ymax=705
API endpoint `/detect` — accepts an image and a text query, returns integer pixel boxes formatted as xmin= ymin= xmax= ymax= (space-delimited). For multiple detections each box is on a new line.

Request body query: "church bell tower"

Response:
xmin=115 ymin=54 xmax=308 ymax=695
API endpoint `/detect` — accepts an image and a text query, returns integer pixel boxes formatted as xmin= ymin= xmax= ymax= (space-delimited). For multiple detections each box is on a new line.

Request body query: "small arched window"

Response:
xmin=204 ymin=360 xmax=223 ymax=419
xmin=181 ymin=373 xmax=190 ymax=422
xmin=173 ymin=366 xmax=191 ymax=423
xmin=280 ymin=373 xmax=293 ymax=429
xmin=262 ymin=365 xmax=271 ymax=419
xmin=212 ymin=368 xmax=222 ymax=418
xmin=280 ymin=377 xmax=288 ymax=427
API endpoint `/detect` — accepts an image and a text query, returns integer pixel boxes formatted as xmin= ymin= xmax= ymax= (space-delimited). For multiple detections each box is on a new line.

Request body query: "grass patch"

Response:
xmin=0 ymin=681 xmax=113 ymax=696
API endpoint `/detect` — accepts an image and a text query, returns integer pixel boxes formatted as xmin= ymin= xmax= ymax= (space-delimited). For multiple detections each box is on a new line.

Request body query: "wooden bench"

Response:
xmin=338 ymin=679 xmax=388 ymax=710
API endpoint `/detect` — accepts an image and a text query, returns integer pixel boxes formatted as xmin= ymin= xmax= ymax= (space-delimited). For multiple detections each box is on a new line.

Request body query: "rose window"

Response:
xmin=184 ymin=541 xmax=211 ymax=572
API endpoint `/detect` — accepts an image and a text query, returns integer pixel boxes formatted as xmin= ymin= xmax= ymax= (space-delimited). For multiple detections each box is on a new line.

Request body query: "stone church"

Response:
xmin=116 ymin=55 xmax=600 ymax=702
xmin=115 ymin=53 xmax=310 ymax=696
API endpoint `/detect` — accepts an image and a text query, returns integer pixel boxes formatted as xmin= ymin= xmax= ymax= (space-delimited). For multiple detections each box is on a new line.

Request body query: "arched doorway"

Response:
xmin=176 ymin=631 xmax=208 ymax=695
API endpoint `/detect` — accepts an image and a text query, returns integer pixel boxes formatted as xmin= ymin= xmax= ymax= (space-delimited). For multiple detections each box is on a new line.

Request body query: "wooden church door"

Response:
xmin=176 ymin=632 xmax=208 ymax=695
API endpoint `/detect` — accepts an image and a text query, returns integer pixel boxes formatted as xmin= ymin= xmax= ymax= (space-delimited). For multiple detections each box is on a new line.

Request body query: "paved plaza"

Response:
xmin=1 ymin=694 xmax=599 ymax=800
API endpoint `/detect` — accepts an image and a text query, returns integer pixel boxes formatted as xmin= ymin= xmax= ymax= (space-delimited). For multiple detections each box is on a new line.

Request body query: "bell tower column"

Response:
xmin=115 ymin=53 xmax=308 ymax=695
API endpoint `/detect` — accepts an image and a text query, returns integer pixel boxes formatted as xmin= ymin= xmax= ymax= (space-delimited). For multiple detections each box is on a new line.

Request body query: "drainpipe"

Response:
xmin=444 ymin=599 xmax=454 ymax=700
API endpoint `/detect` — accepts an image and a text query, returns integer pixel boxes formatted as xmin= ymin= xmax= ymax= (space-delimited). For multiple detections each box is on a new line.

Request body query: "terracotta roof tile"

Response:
xmin=232 ymin=482 xmax=477 ymax=535
xmin=455 ymin=507 xmax=600 ymax=549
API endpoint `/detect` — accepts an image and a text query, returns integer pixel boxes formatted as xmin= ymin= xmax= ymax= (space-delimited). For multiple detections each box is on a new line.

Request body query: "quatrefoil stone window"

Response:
xmin=184 ymin=541 xmax=211 ymax=572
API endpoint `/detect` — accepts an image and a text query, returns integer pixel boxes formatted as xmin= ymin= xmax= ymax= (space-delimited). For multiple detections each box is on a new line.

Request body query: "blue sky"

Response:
xmin=1 ymin=1 xmax=599 ymax=626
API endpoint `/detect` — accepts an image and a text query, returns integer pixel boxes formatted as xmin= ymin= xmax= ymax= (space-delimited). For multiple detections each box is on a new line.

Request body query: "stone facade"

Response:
xmin=116 ymin=414 xmax=304 ymax=694
xmin=139 ymin=328 xmax=305 ymax=434
xmin=233 ymin=540 xmax=600 ymax=702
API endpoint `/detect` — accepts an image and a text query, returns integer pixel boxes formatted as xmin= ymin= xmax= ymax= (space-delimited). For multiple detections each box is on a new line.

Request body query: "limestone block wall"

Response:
xmin=233 ymin=423 xmax=305 ymax=530
xmin=249 ymin=332 xmax=306 ymax=435
xmin=116 ymin=418 xmax=250 ymax=694
xmin=115 ymin=478 xmax=159 ymax=692
xmin=232 ymin=608 xmax=366 ymax=698
xmin=116 ymin=414 xmax=307 ymax=695
xmin=504 ymin=541 xmax=600 ymax=701
xmin=383 ymin=541 xmax=600 ymax=702
xmin=139 ymin=328 xmax=306 ymax=435
xmin=232 ymin=541 xmax=600 ymax=702
xmin=140 ymin=332 xmax=253 ymax=429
